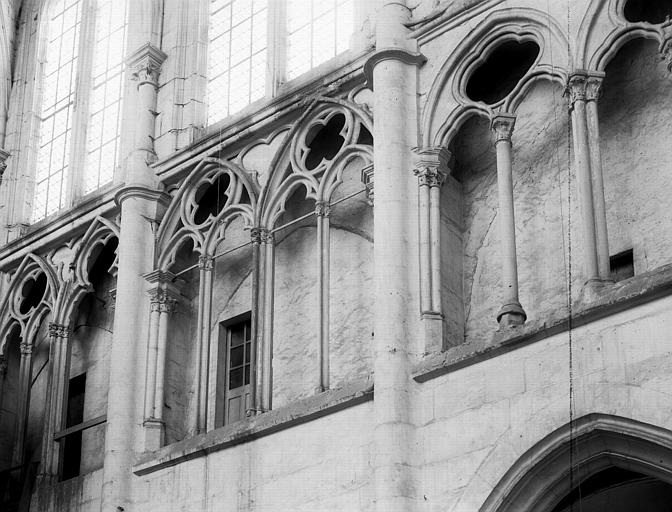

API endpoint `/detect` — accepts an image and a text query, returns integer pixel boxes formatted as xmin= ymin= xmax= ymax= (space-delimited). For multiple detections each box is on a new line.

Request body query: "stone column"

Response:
xmin=491 ymin=114 xmax=526 ymax=327
xmin=143 ymin=271 xmax=179 ymax=450
xmin=585 ymin=73 xmax=611 ymax=281
xmin=260 ymin=230 xmax=275 ymax=412
xmin=12 ymin=340 xmax=32 ymax=466
xmin=413 ymin=147 xmax=450 ymax=350
xmin=568 ymin=72 xmax=600 ymax=285
xmin=315 ymin=201 xmax=331 ymax=393
xmin=366 ymin=0 xmax=425 ymax=509
xmin=250 ymin=228 xmax=263 ymax=415
xmin=194 ymin=256 xmax=213 ymax=434
xmin=40 ymin=323 xmax=69 ymax=479
xmin=100 ymin=43 xmax=169 ymax=512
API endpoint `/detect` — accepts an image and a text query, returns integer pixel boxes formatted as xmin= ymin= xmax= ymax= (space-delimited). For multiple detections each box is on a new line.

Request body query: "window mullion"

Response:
xmin=268 ymin=0 xmax=287 ymax=95
xmin=67 ymin=0 xmax=96 ymax=205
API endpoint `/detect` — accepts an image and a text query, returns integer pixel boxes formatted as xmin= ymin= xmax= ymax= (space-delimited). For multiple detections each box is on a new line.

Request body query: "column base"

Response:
xmin=142 ymin=418 xmax=164 ymax=451
xmin=421 ymin=311 xmax=444 ymax=353
xmin=497 ymin=302 xmax=526 ymax=327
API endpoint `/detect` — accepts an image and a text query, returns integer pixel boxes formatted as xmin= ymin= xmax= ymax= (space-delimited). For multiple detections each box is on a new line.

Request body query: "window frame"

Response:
xmin=31 ymin=0 xmax=128 ymax=224
xmin=204 ymin=0 xmax=358 ymax=130
xmin=215 ymin=311 xmax=253 ymax=428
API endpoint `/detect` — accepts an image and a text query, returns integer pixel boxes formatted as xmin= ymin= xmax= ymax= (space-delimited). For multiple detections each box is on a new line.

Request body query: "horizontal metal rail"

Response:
xmin=53 ymin=414 xmax=107 ymax=441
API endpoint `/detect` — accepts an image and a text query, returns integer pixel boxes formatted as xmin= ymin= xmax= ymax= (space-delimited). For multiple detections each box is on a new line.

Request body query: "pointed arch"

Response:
xmin=157 ymin=157 xmax=259 ymax=261
xmin=0 ymin=253 xmax=59 ymax=354
xmin=257 ymin=96 xmax=373 ymax=228
xmin=422 ymin=8 xmax=571 ymax=148
xmin=480 ymin=414 xmax=672 ymax=512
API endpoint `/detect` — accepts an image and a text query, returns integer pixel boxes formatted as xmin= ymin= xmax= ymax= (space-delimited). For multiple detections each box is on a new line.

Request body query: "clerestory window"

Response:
xmin=32 ymin=0 xmax=128 ymax=223
xmin=206 ymin=0 xmax=355 ymax=126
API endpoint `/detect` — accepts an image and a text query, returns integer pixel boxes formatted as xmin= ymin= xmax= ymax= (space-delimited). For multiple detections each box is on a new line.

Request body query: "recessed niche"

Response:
xmin=194 ymin=173 xmax=231 ymax=224
xmin=305 ymin=114 xmax=346 ymax=170
xmin=624 ymin=0 xmax=672 ymax=24
xmin=19 ymin=272 xmax=47 ymax=315
xmin=466 ymin=40 xmax=540 ymax=105
xmin=87 ymin=237 xmax=119 ymax=286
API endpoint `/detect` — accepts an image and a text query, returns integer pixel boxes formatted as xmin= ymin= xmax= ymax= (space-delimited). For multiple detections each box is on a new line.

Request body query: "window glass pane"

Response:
xmin=83 ymin=0 xmax=127 ymax=195
xmin=286 ymin=0 xmax=354 ymax=81
xmin=207 ymin=0 xmax=267 ymax=125
xmin=229 ymin=367 xmax=244 ymax=389
xmin=32 ymin=0 xmax=82 ymax=223
xmin=230 ymin=345 xmax=244 ymax=367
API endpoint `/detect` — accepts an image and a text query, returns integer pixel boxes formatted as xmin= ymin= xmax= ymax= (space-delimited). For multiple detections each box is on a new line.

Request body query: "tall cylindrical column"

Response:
xmin=12 ymin=341 xmax=32 ymax=466
xmin=154 ymin=297 xmax=175 ymax=421
xmin=585 ymin=73 xmax=611 ymax=281
xmin=100 ymin=43 xmax=168 ymax=512
xmin=196 ymin=255 xmax=213 ymax=434
xmin=316 ymin=201 xmax=331 ymax=393
xmin=261 ymin=232 xmax=275 ymax=412
xmin=40 ymin=323 xmax=69 ymax=479
xmin=491 ymin=114 xmax=526 ymax=327
xmin=568 ymin=73 xmax=600 ymax=284
xmin=250 ymin=228 xmax=263 ymax=414
xmin=368 ymin=1 xmax=425 ymax=509
xmin=144 ymin=300 xmax=161 ymax=418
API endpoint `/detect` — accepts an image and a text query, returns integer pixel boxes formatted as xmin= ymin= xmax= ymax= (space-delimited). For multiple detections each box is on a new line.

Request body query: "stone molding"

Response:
xmin=128 ymin=43 xmax=168 ymax=88
xmin=660 ymin=20 xmax=672 ymax=72
xmin=114 ymin=185 xmax=171 ymax=208
xmin=361 ymin=164 xmax=374 ymax=203
xmin=491 ymin=113 xmax=516 ymax=143
xmin=363 ymin=47 xmax=427 ymax=88
xmin=413 ymin=146 xmax=451 ymax=187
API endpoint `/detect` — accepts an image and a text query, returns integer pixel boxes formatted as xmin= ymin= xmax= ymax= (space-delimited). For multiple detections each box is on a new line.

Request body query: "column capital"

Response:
xmin=567 ymin=72 xmax=590 ymax=107
xmin=491 ymin=113 xmax=516 ymax=143
xmin=315 ymin=201 xmax=331 ymax=217
xmin=146 ymin=270 xmax=181 ymax=313
xmin=198 ymin=255 xmax=214 ymax=271
xmin=660 ymin=20 xmax=672 ymax=72
xmin=251 ymin=227 xmax=272 ymax=244
xmin=361 ymin=164 xmax=374 ymax=204
xmin=0 ymin=148 xmax=10 ymax=185
xmin=585 ymin=72 xmax=605 ymax=102
xmin=19 ymin=342 xmax=32 ymax=355
xmin=413 ymin=147 xmax=451 ymax=187
xmin=127 ymin=43 xmax=168 ymax=87
xmin=48 ymin=323 xmax=69 ymax=339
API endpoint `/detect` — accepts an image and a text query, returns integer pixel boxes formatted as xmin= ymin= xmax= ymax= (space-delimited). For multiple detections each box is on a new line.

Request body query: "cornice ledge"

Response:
xmin=363 ymin=47 xmax=427 ymax=89
xmin=114 ymin=185 xmax=171 ymax=208
xmin=126 ymin=42 xmax=168 ymax=70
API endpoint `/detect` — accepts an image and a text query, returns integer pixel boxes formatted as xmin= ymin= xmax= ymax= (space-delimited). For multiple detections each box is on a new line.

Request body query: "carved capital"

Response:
xmin=660 ymin=21 xmax=672 ymax=72
xmin=315 ymin=201 xmax=331 ymax=217
xmin=585 ymin=74 xmax=604 ymax=102
xmin=127 ymin=43 xmax=168 ymax=88
xmin=251 ymin=228 xmax=263 ymax=244
xmin=491 ymin=114 xmax=516 ymax=143
xmin=0 ymin=148 xmax=10 ymax=185
xmin=567 ymin=73 xmax=588 ymax=107
xmin=48 ymin=323 xmax=69 ymax=339
xmin=361 ymin=164 xmax=374 ymax=204
xmin=413 ymin=147 xmax=451 ymax=188
xmin=198 ymin=255 xmax=214 ymax=271
xmin=19 ymin=342 xmax=32 ymax=355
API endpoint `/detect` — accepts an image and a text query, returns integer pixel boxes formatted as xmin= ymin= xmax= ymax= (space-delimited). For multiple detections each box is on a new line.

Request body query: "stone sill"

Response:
xmin=133 ymin=378 xmax=373 ymax=476
xmin=414 ymin=263 xmax=672 ymax=383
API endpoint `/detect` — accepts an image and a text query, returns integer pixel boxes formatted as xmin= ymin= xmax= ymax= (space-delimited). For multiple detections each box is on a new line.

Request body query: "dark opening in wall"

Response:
xmin=87 ymin=237 xmax=118 ymax=287
xmin=624 ymin=0 xmax=672 ymax=24
xmin=18 ymin=272 xmax=47 ymax=315
xmin=61 ymin=373 xmax=86 ymax=480
xmin=356 ymin=125 xmax=373 ymax=146
xmin=194 ymin=173 xmax=231 ymax=224
xmin=610 ymin=249 xmax=634 ymax=282
xmin=305 ymin=114 xmax=346 ymax=170
xmin=466 ymin=40 xmax=540 ymax=104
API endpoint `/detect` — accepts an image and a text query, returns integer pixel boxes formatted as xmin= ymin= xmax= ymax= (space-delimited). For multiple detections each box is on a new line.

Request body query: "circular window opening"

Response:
xmin=466 ymin=40 xmax=540 ymax=105
xmin=624 ymin=0 xmax=672 ymax=24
